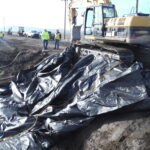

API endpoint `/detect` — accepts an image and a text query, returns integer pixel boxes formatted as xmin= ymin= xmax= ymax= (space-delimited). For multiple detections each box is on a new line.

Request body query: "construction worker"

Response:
xmin=41 ymin=29 xmax=50 ymax=50
xmin=0 ymin=31 xmax=4 ymax=41
xmin=54 ymin=29 xmax=61 ymax=49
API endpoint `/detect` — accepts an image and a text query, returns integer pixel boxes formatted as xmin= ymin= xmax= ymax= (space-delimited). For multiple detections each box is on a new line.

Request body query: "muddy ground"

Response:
xmin=0 ymin=35 xmax=68 ymax=83
xmin=51 ymin=111 xmax=150 ymax=150
xmin=0 ymin=35 xmax=150 ymax=150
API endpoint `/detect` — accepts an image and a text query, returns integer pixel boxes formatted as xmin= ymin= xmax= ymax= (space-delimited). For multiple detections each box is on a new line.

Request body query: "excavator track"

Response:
xmin=131 ymin=45 xmax=150 ymax=67
xmin=75 ymin=44 xmax=135 ymax=65
xmin=74 ymin=43 xmax=150 ymax=67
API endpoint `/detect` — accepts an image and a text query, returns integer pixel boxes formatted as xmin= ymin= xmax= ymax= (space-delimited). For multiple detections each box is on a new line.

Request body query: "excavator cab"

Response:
xmin=83 ymin=4 xmax=117 ymax=40
xmin=71 ymin=4 xmax=117 ymax=42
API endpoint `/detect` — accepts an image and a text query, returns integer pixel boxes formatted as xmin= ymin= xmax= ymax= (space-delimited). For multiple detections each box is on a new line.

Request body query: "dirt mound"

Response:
xmin=51 ymin=112 xmax=150 ymax=150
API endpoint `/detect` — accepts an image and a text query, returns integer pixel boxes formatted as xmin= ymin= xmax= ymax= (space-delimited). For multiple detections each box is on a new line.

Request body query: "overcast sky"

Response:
xmin=0 ymin=0 xmax=150 ymax=30
xmin=0 ymin=0 xmax=65 ymax=29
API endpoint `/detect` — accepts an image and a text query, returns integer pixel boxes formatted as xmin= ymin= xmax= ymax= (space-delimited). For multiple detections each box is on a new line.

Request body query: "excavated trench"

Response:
xmin=0 ymin=36 xmax=64 ymax=83
xmin=0 ymin=42 xmax=44 ymax=83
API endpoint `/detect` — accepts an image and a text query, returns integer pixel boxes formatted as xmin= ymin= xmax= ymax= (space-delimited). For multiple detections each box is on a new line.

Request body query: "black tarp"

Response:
xmin=0 ymin=46 xmax=150 ymax=150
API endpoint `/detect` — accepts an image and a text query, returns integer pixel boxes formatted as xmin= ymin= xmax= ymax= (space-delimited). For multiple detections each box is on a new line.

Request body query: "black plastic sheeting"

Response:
xmin=0 ymin=46 xmax=150 ymax=149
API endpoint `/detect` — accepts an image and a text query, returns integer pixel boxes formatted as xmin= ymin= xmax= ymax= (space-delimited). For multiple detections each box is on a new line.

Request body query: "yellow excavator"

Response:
xmin=69 ymin=0 xmax=150 ymax=65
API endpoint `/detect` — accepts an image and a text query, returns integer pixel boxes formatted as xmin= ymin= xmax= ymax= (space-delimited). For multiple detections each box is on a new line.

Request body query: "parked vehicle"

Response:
xmin=24 ymin=30 xmax=40 ymax=38
xmin=48 ymin=31 xmax=55 ymax=40
xmin=18 ymin=27 xmax=24 ymax=36
xmin=7 ymin=27 xmax=12 ymax=35
xmin=12 ymin=32 xmax=18 ymax=36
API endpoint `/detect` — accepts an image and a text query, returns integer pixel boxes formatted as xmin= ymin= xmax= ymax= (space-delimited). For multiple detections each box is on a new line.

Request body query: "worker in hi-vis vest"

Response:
xmin=54 ymin=29 xmax=61 ymax=50
xmin=41 ymin=29 xmax=50 ymax=50
xmin=0 ymin=31 xmax=4 ymax=41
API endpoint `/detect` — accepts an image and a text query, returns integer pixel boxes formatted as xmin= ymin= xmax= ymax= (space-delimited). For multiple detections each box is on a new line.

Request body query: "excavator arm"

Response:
xmin=69 ymin=0 xmax=111 ymax=8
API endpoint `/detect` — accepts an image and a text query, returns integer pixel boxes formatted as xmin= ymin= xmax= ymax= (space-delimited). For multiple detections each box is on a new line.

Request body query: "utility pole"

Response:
xmin=62 ymin=0 xmax=67 ymax=40
xmin=136 ymin=0 xmax=139 ymax=13
xmin=3 ymin=17 xmax=5 ymax=32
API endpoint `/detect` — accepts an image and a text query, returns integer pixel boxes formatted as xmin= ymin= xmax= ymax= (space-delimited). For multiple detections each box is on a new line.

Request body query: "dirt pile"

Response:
xmin=51 ymin=112 xmax=150 ymax=150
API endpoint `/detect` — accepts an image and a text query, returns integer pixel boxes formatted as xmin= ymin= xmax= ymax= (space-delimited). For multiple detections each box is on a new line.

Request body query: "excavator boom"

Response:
xmin=69 ymin=0 xmax=111 ymax=8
